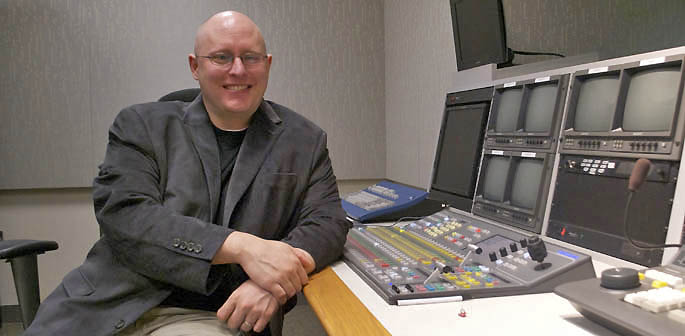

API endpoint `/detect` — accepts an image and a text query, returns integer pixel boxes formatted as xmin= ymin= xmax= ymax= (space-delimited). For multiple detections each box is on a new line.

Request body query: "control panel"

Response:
xmin=344 ymin=208 xmax=595 ymax=305
xmin=555 ymin=245 xmax=685 ymax=336
xmin=341 ymin=180 xmax=428 ymax=223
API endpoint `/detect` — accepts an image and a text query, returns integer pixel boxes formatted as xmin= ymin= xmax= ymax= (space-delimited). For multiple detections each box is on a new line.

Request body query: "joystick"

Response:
xmin=527 ymin=236 xmax=551 ymax=271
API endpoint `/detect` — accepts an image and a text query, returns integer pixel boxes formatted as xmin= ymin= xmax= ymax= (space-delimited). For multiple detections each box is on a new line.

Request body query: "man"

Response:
xmin=25 ymin=11 xmax=350 ymax=336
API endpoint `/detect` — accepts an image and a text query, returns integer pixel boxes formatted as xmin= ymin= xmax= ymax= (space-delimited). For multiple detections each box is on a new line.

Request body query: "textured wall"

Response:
xmin=0 ymin=0 xmax=385 ymax=189
xmin=385 ymin=0 xmax=685 ymax=188
xmin=503 ymin=0 xmax=685 ymax=65
xmin=384 ymin=0 xmax=457 ymax=188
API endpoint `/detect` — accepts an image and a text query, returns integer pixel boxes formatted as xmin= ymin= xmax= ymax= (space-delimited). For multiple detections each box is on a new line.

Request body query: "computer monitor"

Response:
xmin=562 ymin=54 xmax=685 ymax=160
xmin=485 ymin=74 xmax=569 ymax=152
xmin=472 ymin=150 xmax=554 ymax=233
xmin=430 ymin=87 xmax=492 ymax=212
xmin=450 ymin=0 xmax=509 ymax=71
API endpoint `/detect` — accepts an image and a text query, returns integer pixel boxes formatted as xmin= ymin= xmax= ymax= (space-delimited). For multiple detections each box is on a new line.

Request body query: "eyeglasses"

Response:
xmin=197 ymin=53 xmax=268 ymax=67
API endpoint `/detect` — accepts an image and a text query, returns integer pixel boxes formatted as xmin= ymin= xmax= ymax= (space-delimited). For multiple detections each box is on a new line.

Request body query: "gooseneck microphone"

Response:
xmin=623 ymin=158 xmax=682 ymax=249
xmin=628 ymin=158 xmax=652 ymax=191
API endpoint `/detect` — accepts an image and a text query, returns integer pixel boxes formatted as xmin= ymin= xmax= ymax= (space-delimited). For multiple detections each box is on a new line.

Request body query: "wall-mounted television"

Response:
xmin=472 ymin=149 xmax=555 ymax=233
xmin=561 ymin=54 xmax=685 ymax=160
xmin=450 ymin=0 xmax=509 ymax=71
xmin=484 ymin=74 xmax=569 ymax=153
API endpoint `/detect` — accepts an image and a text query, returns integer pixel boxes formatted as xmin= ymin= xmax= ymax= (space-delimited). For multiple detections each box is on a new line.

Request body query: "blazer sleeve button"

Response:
xmin=194 ymin=244 xmax=203 ymax=253
xmin=115 ymin=319 xmax=126 ymax=329
xmin=172 ymin=238 xmax=180 ymax=248
xmin=179 ymin=241 xmax=187 ymax=250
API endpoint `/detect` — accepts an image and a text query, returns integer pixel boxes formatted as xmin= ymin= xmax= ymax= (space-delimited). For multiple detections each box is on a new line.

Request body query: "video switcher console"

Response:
xmin=343 ymin=207 xmax=595 ymax=305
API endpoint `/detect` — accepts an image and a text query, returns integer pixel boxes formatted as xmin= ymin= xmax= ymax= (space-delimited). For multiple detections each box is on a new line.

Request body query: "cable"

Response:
xmin=510 ymin=49 xmax=565 ymax=58
xmin=623 ymin=191 xmax=682 ymax=249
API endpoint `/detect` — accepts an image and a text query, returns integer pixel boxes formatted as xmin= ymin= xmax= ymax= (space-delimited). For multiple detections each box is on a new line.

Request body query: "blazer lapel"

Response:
xmin=183 ymin=95 xmax=221 ymax=223
xmin=222 ymin=100 xmax=284 ymax=226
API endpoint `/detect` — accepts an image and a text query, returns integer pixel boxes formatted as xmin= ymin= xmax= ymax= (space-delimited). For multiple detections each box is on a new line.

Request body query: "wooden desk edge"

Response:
xmin=303 ymin=266 xmax=391 ymax=336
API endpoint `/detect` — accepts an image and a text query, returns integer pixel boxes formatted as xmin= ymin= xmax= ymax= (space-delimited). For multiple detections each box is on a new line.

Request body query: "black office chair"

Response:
xmin=158 ymin=88 xmax=201 ymax=102
xmin=0 ymin=232 xmax=58 ymax=329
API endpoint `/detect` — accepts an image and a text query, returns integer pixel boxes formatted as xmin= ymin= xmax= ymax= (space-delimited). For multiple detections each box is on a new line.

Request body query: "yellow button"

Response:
xmin=652 ymin=280 xmax=668 ymax=288
xmin=485 ymin=283 xmax=494 ymax=287
xmin=638 ymin=272 xmax=645 ymax=280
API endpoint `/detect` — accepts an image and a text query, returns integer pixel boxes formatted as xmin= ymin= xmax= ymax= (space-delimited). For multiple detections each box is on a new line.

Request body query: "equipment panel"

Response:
xmin=344 ymin=208 xmax=595 ymax=305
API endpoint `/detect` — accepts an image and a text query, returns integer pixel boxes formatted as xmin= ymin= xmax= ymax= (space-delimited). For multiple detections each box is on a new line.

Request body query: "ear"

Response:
xmin=189 ymin=54 xmax=200 ymax=80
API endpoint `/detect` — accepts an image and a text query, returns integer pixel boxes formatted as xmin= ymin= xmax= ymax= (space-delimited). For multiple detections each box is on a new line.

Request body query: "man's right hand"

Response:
xmin=212 ymin=232 xmax=308 ymax=304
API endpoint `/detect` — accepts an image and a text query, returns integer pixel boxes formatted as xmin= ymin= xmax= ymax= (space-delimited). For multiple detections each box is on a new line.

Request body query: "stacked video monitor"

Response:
xmin=561 ymin=55 xmax=685 ymax=160
xmin=472 ymin=75 xmax=569 ymax=233
xmin=484 ymin=74 xmax=569 ymax=152
xmin=548 ymin=54 xmax=685 ymax=266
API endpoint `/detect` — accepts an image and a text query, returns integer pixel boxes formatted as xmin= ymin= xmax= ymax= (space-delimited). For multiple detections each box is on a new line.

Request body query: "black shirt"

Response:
xmin=160 ymin=126 xmax=246 ymax=312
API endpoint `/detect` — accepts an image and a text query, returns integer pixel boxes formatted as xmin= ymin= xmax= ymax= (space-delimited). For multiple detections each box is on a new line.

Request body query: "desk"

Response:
xmin=304 ymin=261 xmax=624 ymax=336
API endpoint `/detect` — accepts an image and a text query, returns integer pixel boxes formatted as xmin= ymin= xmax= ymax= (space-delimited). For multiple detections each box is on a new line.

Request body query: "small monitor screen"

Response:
xmin=494 ymin=88 xmax=523 ymax=132
xmin=574 ymin=75 xmax=620 ymax=131
xmin=523 ymin=83 xmax=558 ymax=132
xmin=510 ymin=159 xmax=543 ymax=209
xmin=482 ymin=156 xmax=510 ymax=202
xmin=623 ymin=67 xmax=681 ymax=132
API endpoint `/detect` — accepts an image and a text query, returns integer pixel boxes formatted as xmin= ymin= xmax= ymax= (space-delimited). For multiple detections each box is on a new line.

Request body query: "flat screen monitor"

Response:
xmin=623 ymin=66 xmax=681 ymax=132
xmin=494 ymin=88 xmax=523 ymax=132
xmin=523 ymin=83 xmax=558 ymax=133
xmin=450 ymin=0 xmax=508 ymax=71
xmin=482 ymin=156 xmax=509 ymax=202
xmin=430 ymin=87 xmax=492 ymax=212
xmin=433 ymin=105 xmax=489 ymax=197
xmin=573 ymin=75 xmax=620 ymax=132
xmin=510 ymin=159 xmax=543 ymax=209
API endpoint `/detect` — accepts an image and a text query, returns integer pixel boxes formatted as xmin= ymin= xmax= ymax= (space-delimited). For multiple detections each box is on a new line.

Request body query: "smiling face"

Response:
xmin=189 ymin=12 xmax=272 ymax=129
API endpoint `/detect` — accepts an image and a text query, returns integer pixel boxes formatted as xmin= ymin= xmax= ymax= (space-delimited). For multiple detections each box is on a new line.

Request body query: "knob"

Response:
xmin=600 ymin=268 xmax=641 ymax=290
xmin=519 ymin=239 xmax=528 ymax=248
xmin=499 ymin=247 xmax=508 ymax=257
xmin=489 ymin=252 xmax=498 ymax=262
xmin=510 ymin=243 xmax=518 ymax=252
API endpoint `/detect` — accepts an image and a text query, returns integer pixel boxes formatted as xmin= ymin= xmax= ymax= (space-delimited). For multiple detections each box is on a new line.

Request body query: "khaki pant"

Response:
xmin=117 ymin=307 xmax=247 ymax=336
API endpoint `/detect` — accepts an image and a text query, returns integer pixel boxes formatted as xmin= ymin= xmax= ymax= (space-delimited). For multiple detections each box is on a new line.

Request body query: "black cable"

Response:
xmin=623 ymin=191 xmax=682 ymax=249
xmin=511 ymin=49 xmax=565 ymax=58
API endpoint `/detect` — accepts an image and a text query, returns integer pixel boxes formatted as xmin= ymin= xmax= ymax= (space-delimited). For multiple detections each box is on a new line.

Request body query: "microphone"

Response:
xmin=628 ymin=158 xmax=652 ymax=191
xmin=623 ymin=158 xmax=682 ymax=249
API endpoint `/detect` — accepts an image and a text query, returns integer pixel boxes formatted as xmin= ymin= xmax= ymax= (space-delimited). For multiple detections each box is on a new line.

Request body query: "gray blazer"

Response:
xmin=25 ymin=96 xmax=350 ymax=335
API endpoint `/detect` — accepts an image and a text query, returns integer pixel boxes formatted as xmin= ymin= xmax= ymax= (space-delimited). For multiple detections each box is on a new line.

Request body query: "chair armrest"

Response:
xmin=0 ymin=240 xmax=59 ymax=259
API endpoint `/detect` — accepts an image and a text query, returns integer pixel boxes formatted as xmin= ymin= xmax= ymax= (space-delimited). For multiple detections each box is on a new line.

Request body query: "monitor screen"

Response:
xmin=623 ymin=67 xmax=681 ymax=132
xmin=432 ymin=104 xmax=489 ymax=197
xmin=523 ymin=83 xmax=558 ymax=132
xmin=573 ymin=75 xmax=620 ymax=132
xmin=510 ymin=159 xmax=543 ymax=209
xmin=494 ymin=88 xmax=523 ymax=132
xmin=450 ymin=0 xmax=508 ymax=71
xmin=482 ymin=156 xmax=510 ymax=202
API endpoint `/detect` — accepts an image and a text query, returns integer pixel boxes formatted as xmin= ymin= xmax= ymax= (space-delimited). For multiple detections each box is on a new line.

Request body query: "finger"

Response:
xmin=295 ymin=260 xmax=309 ymax=286
xmin=217 ymin=299 xmax=236 ymax=322
xmin=226 ymin=303 xmax=247 ymax=330
xmin=241 ymin=311 xmax=261 ymax=332
xmin=281 ymin=277 xmax=297 ymax=299
xmin=269 ymin=283 xmax=288 ymax=305
xmin=253 ymin=298 xmax=279 ymax=333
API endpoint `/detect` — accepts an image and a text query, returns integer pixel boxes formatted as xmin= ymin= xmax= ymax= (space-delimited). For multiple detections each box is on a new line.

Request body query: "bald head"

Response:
xmin=194 ymin=11 xmax=266 ymax=55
